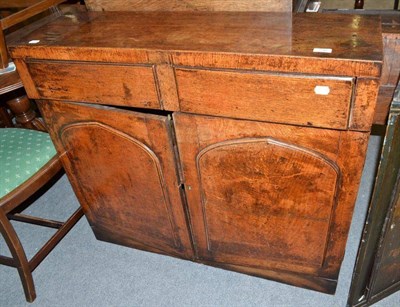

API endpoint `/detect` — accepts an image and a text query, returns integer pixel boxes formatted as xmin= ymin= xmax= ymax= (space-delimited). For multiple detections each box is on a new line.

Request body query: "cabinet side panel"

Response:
xmin=321 ymin=131 xmax=369 ymax=278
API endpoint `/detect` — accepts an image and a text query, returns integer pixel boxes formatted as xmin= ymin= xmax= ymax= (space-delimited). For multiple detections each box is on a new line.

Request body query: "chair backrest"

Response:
xmin=85 ymin=0 xmax=292 ymax=12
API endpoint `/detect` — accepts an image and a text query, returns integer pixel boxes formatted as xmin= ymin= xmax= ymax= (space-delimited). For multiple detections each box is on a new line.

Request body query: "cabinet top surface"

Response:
xmin=9 ymin=11 xmax=382 ymax=76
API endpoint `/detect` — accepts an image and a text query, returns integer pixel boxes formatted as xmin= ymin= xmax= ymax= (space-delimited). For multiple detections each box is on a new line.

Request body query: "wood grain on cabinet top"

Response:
xmin=9 ymin=11 xmax=382 ymax=77
xmin=84 ymin=0 xmax=292 ymax=12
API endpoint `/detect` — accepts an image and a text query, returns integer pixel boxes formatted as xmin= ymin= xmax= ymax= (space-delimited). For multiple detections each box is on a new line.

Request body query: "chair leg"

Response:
xmin=0 ymin=212 xmax=36 ymax=302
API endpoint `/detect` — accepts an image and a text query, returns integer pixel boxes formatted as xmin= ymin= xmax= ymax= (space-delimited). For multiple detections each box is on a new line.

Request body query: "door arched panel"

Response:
xmin=60 ymin=122 xmax=182 ymax=252
xmin=196 ymin=138 xmax=340 ymax=268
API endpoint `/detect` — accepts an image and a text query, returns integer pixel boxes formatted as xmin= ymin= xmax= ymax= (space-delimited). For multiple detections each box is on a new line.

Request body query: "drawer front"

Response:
xmin=175 ymin=68 xmax=354 ymax=129
xmin=27 ymin=61 xmax=161 ymax=109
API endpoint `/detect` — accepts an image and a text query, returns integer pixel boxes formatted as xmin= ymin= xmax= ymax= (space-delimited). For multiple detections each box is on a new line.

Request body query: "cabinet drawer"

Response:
xmin=27 ymin=61 xmax=161 ymax=109
xmin=175 ymin=68 xmax=354 ymax=129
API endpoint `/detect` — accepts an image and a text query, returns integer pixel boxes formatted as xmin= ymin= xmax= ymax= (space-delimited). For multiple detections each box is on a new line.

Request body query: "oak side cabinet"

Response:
xmin=9 ymin=11 xmax=382 ymax=294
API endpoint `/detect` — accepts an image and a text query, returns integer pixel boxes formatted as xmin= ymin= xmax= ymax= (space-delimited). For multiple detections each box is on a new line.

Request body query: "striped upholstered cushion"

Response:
xmin=0 ymin=128 xmax=57 ymax=198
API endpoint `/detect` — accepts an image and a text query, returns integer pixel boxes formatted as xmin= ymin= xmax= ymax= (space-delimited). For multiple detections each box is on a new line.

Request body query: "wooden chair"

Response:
xmin=0 ymin=128 xmax=83 ymax=302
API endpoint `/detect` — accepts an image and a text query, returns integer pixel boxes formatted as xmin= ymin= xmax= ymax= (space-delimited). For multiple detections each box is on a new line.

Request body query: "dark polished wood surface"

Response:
xmin=348 ymin=83 xmax=400 ymax=306
xmin=0 ymin=70 xmax=23 ymax=95
xmin=375 ymin=15 xmax=400 ymax=124
xmin=84 ymin=0 xmax=292 ymax=12
xmin=9 ymin=12 xmax=382 ymax=77
xmin=0 ymin=70 xmax=46 ymax=131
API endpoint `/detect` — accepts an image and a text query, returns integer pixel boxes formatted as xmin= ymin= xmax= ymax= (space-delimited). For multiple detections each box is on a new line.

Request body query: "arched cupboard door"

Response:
xmin=174 ymin=112 xmax=369 ymax=293
xmin=38 ymin=100 xmax=194 ymax=259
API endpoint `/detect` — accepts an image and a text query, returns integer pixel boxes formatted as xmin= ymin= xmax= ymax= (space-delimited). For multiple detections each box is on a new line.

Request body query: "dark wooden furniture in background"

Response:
xmin=0 ymin=128 xmax=83 ymax=302
xmin=354 ymin=0 xmax=399 ymax=10
xmin=296 ymin=0 xmax=399 ymax=14
xmin=347 ymin=83 xmax=400 ymax=306
xmin=9 ymin=11 xmax=382 ymax=294
xmin=354 ymin=0 xmax=364 ymax=9
xmin=0 ymin=0 xmax=64 ymax=130
xmin=0 ymin=71 xmax=23 ymax=127
xmin=0 ymin=66 xmax=47 ymax=131
xmin=0 ymin=0 xmax=64 ymax=69
xmin=376 ymin=15 xmax=400 ymax=124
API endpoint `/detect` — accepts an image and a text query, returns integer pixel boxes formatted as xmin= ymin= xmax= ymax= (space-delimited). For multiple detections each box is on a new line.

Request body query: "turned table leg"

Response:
xmin=6 ymin=95 xmax=46 ymax=131
xmin=354 ymin=0 xmax=364 ymax=9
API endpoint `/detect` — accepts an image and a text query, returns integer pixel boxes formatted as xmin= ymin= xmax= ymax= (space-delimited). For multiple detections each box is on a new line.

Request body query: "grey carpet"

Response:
xmin=1 ymin=135 xmax=399 ymax=307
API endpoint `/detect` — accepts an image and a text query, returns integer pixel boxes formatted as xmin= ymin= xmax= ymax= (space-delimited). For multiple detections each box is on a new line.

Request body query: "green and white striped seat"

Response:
xmin=0 ymin=128 xmax=57 ymax=198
